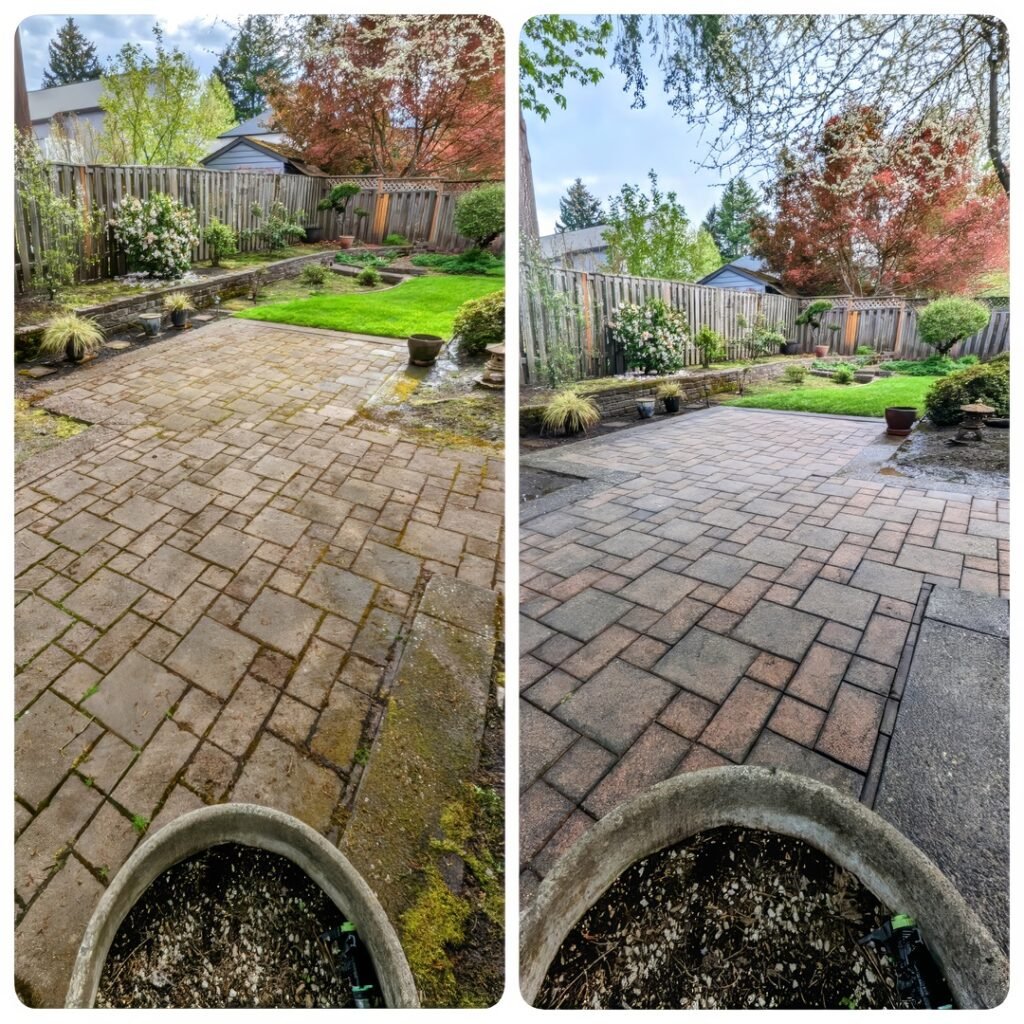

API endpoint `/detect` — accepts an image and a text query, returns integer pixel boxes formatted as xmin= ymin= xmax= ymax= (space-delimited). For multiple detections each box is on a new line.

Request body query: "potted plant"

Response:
xmin=636 ymin=395 xmax=656 ymax=419
xmin=796 ymin=299 xmax=834 ymax=357
xmin=657 ymin=381 xmax=682 ymax=413
xmin=163 ymin=291 xmax=192 ymax=329
xmin=38 ymin=313 xmax=104 ymax=364
xmin=407 ymin=334 xmax=445 ymax=366
xmin=885 ymin=406 xmax=918 ymax=436
xmin=541 ymin=389 xmax=600 ymax=436
xmin=317 ymin=184 xmax=361 ymax=248
xmin=782 ymin=338 xmax=801 ymax=356
xmin=139 ymin=312 xmax=162 ymax=337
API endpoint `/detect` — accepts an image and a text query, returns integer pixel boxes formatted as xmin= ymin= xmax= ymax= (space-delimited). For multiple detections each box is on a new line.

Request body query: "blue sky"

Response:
xmin=19 ymin=15 xmax=230 ymax=89
xmin=523 ymin=27 xmax=766 ymax=237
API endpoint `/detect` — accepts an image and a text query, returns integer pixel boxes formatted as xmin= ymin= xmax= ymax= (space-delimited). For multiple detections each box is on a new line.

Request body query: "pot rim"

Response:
xmin=885 ymin=406 xmax=919 ymax=413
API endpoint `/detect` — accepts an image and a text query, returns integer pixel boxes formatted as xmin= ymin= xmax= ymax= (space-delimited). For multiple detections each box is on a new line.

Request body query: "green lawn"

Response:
xmin=723 ymin=374 xmax=939 ymax=417
xmin=235 ymin=274 xmax=502 ymax=339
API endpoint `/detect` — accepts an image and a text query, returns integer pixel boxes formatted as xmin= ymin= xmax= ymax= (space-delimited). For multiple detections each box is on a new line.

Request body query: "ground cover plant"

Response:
xmin=725 ymin=374 xmax=938 ymax=417
xmin=335 ymin=251 xmax=394 ymax=270
xmin=237 ymin=274 xmax=501 ymax=339
xmin=885 ymin=355 xmax=978 ymax=376
xmin=410 ymin=251 xmax=504 ymax=277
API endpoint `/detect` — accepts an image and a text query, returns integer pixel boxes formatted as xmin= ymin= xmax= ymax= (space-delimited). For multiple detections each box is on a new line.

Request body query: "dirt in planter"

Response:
xmin=96 ymin=843 xmax=380 ymax=1009
xmin=538 ymin=827 xmax=917 ymax=1010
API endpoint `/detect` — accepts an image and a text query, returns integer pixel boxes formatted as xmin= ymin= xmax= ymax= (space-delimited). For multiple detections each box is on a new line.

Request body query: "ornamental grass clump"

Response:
xmin=609 ymin=298 xmax=688 ymax=375
xmin=542 ymin=390 xmax=600 ymax=435
xmin=38 ymin=313 xmax=104 ymax=362
xmin=112 ymin=193 xmax=199 ymax=278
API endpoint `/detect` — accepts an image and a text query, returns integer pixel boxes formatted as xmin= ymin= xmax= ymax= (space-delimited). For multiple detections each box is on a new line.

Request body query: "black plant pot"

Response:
xmin=663 ymin=396 xmax=681 ymax=414
xmin=304 ymin=225 xmax=324 ymax=243
xmin=782 ymin=341 xmax=800 ymax=356
xmin=171 ymin=309 xmax=189 ymax=330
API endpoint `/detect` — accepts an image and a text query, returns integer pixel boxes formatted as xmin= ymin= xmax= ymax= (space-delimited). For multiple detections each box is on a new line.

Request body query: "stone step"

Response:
xmin=339 ymin=574 xmax=499 ymax=923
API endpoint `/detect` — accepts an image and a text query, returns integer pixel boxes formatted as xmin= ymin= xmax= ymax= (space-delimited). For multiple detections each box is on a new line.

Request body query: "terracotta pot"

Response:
xmin=885 ymin=406 xmax=918 ymax=436
xmin=407 ymin=334 xmax=444 ymax=366
xmin=814 ymin=345 xmax=830 ymax=358
xmin=338 ymin=235 xmax=355 ymax=249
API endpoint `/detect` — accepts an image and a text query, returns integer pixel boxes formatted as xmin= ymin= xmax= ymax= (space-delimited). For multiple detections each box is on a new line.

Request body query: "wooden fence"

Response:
xmin=15 ymin=164 xmax=501 ymax=291
xmin=520 ymin=264 xmax=1009 ymax=383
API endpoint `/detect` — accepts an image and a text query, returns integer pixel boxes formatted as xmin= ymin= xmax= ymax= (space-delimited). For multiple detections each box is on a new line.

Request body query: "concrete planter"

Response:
xmin=407 ymin=333 xmax=445 ymax=366
xmin=520 ymin=767 xmax=1007 ymax=1009
xmin=66 ymin=803 xmax=419 ymax=1009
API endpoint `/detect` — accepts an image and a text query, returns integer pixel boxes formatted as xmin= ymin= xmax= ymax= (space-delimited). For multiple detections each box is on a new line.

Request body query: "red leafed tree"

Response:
xmin=752 ymin=106 xmax=1008 ymax=296
xmin=268 ymin=15 xmax=503 ymax=178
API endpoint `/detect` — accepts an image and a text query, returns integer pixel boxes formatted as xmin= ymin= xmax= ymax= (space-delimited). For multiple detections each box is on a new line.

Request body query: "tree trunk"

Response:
xmin=14 ymin=29 xmax=31 ymax=134
xmin=519 ymin=111 xmax=539 ymax=241
xmin=986 ymin=22 xmax=1010 ymax=194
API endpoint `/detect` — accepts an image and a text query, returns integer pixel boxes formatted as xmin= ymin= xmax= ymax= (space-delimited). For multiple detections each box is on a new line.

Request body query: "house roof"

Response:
xmin=539 ymin=224 xmax=609 ymax=259
xmin=200 ymin=135 xmax=331 ymax=176
xmin=698 ymin=258 xmax=789 ymax=293
xmin=218 ymin=108 xmax=279 ymax=138
xmin=28 ymin=78 xmax=104 ymax=123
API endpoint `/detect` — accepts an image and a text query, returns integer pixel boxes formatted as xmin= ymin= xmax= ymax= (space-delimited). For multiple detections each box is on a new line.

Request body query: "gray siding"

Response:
xmin=204 ymin=143 xmax=285 ymax=174
xmin=701 ymin=267 xmax=767 ymax=292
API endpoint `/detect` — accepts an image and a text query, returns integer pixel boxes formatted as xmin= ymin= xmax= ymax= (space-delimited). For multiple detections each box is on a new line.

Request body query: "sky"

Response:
xmin=523 ymin=24 xmax=766 ymax=238
xmin=18 ymin=14 xmax=233 ymax=90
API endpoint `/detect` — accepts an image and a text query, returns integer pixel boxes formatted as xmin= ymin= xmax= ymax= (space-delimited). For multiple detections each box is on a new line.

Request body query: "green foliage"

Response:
xmin=99 ymin=27 xmax=235 ymax=165
xmin=162 ymin=291 xmax=192 ymax=312
xmin=38 ymin=314 xmax=104 ymax=360
xmin=452 ymin=290 xmax=505 ymax=355
xmin=917 ymin=297 xmax=991 ymax=355
xmin=794 ymin=299 xmax=834 ymax=345
xmin=542 ymin=390 xmax=601 ymax=434
xmin=247 ymin=200 xmax=305 ymax=253
xmin=203 ymin=217 xmax=237 ymax=266
xmin=924 ymin=358 xmax=1009 ymax=425
xmin=739 ymin=313 xmax=787 ymax=360
xmin=409 ymin=250 xmax=504 ymax=276
xmin=610 ymin=297 xmax=688 ymax=375
xmin=694 ymin=324 xmax=725 ymax=367
xmin=15 ymin=133 xmax=102 ymax=299
xmin=42 ymin=17 xmax=102 ymax=87
xmin=727 ymin=374 xmax=938 ymax=417
xmin=556 ymin=178 xmax=605 ymax=232
xmin=213 ymin=15 xmax=292 ymax=121
xmin=701 ymin=176 xmax=764 ymax=261
xmin=886 ymin=354 xmax=979 ymax=377
xmin=335 ymin=251 xmax=392 ymax=269
xmin=833 ymin=367 xmax=854 ymax=385
xmin=539 ymin=341 xmax=579 ymax=388
xmin=520 ymin=16 xmax=613 ymax=121
xmin=656 ymin=381 xmax=682 ymax=398
xmin=113 ymin=193 xmax=199 ymax=278
xmin=131 ymin=814 xmax=150 ymax=835
xmin=356 ymin=267 xmax=381 ymax=287
xmin=384 ymin=233 xmax=408 ymax=246
xmin=855 ymin=345 xmax=875 ymax=356
xmin=317 ymin=183 xmax=362 ymax=217
xmin=300 ymin=263 xmax=330 ymax=290
xmin=454 ymin=186 xmax=505 ymax=249
xmin=604 ymin=170 xmax=721 ymax=280
xmin=783 ymin=365 xmax=807 ymax=384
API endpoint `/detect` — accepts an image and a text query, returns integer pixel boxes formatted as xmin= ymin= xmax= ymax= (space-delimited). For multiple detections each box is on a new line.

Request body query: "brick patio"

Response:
xmin=14 ymin=318 xmax=503 ymax=1006
xmin=520 ymin=407 xmax=1008 ymax=900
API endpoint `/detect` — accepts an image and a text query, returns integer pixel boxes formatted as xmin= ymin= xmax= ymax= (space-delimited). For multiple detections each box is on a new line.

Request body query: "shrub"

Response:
xmin=542 ymin=390 xmax=600 ymax=435
xmin=38 ymin=313 xmax=104 ymax=361
xmin=739 ymin=312 xmax=787 ymax=360
xmin=795 ymin=299 xmax=834 ymax=344
xmin=452 ymin=290 xmax=505 ymax=355
xmin=924 ymin=358 xmax=1009 ymax=425
xmin=453 ymin=185 xmax=504 ymax=249
xmin=610 ymin=298 xmax=688 ymax=375
xmin=693 ymin=325 xmax=725 ymax=368
xmin=204 ymin=218 xmax=237 ymax=266
xmin=317 ymin=183 xmax=361 ymax=218
xmin=356 ymin=267 xmax=381 ymax=287
xmin=783 ymin=365 xmax=807 ymax=384
xmin=410 ymin=250 xmax=504 ymax=276
xmin=300 ymin=263 xmax=330 ymax=290
xmin=113 ymin=193 xmax=199 ymax=278
xmin=855 ymin=345 xmax=875 ymax=356
xmin=917 ymin=297 xmax=990 ymax=356
xmin=886 ymin=354 xmax=978 ymax=377
xmin=383 ymin=233 xmax=408 ymax=246
xmin=248 ymin=201 xmax=305 ymax=253
xmin=833 ymin=367 xmax=853 ymax=385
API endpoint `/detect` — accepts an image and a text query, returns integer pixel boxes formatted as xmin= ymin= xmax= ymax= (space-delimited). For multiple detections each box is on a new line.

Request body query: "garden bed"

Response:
xmin=888 ymin=420 xmax=1009 ymax=488
xmin=723 ymin=374 xmax=940 ymax=418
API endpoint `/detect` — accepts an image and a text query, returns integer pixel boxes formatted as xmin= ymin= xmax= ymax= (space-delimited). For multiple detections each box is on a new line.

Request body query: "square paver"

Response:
xmin=816 ymin=683 xmax=885 ymax=772
xmin=540 ymin=589 xmax=633 ymax=643
xmin=131 ymin=544 xmax=207 ymax=599
xmin=251 ymin=453 xmax=301 ymax=482
xmin=733 ymin=600 xmax=823 ymax=661
xmin=796 ymin=578 xmax=877 ymax=629
xmin=895 ymin=543 xmax=964 ymax=579
xmin=191 ymin=524 xmax=263 ymax=571
xmin=62 ymin=568 xmax=146 ymax=628
xmin=654 ymin=627 xmax=758 ymax=702
xmin=165 ymin=615 xmax=258 ymax=699
xmin=351 ymin=540 xmax=423 ymax=593
xmin=238 ymin=589 xmax=321 ymax=657
xmin=208 ymin=466 xmax=263 ymax=498
xmin=685 ymin=551 xmax=755 ymax=587
xmin=848 ymin=560 xmax=924 ymax=603
xmin=83 ymin=649 xmax=187 ymax=745
xmin=617 ymin=567 xmax=695 ymax=612
xmin=160 ymin=480 xmax=218 ymax=514
xmin=245 ymin=507 xmax=309 ymax=546
xmin=47 ymin=512 xmax=116 ymax=554
xmin=109 ymin=495 xmax=172 ymax=531
xmin=736 ymin=537 xmax=804 ymax=568
xmin=553 ymin=659 xmax=677 ymax=754
xmin=299 ymin=563 xmax=376 ymax=623
xmin=651 ymin=519 xmax=710 ymax=544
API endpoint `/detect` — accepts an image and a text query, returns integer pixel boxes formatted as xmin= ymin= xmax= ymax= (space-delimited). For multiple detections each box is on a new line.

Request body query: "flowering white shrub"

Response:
xmin=111 ymin=193 xmax=199 ymax=278
xmin=608 ymin=297 xmax=688 ymax=375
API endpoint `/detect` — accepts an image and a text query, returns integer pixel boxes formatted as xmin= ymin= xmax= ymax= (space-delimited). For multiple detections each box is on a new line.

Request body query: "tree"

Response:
xmin=917 ymin=298 xmax=991 ymax=356
xmin=98 ymin=29 xmax=235 ymax=165
xmin=701 ymin=177 xmax=763 ymax=262
xmin=603 ymin=170 xmax=721 ymax=281
xmin=556 ymin=178 xmax=604 ymax=232
xmin=269 ymin=16 xmax=503 ymax=177
xmin=454 ymin=185 xmax=504 ymax=249
xmin=214 ymin=16 xmax=292 ymax=121
xmin=609 ymin=14 xmax=1009 ymax=194
xmin=751 ymin=106 xmax=1008 ymax=296
xmin=41 ymin=17 xmax=101 ymax=87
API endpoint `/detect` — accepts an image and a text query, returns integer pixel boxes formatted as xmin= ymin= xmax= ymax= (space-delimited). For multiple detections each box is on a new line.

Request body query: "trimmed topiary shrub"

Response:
xmin=113 ymin=193 xmax=199 ymax=278
xmin=917 ymin=297 xmax=991 ymax=356
xmin=453 ymin=185 xmax=504 ymax=249
xmin=452 ymin=289 xmax=504 ymax=355
xmin=924 ymin=357 xmax=1009 ymax=425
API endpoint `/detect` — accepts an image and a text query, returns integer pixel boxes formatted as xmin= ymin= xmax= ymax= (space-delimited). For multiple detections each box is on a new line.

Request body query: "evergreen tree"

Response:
xmin=41 ymin=17 xmax=102 ymax=87
xmin=556 ymin=177 xmax=605 ymax=232
xmin=214 ymin=15 xmax=293 ymax=122
xmin=701 ymin=176 xmax=764 ymax=262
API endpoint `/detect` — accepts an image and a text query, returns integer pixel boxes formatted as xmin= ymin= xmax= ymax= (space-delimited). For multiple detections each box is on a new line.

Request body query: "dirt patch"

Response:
xmin=538 ymin=827 xmax=917 ymax=1010
xmin=892 ymin=421 xmax=1009 ymax=488
xmin=96 ymin=843 xmax=379 ymax=1008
